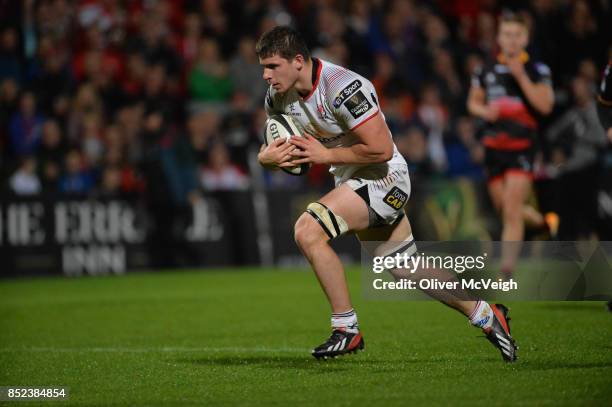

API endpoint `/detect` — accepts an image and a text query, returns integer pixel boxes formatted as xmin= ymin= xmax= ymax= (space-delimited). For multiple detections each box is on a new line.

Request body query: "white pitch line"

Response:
xmin=0 ymin=346 xmax=308 ymax=353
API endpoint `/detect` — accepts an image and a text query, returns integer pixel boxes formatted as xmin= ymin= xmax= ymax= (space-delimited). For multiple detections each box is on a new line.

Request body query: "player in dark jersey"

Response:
xmin=467 ymin=13 xmax=554 ymax=277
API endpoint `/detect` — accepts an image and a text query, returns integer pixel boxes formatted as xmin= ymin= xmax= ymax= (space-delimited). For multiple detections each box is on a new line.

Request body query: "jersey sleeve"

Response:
xmin=532 ymin=62 xmax=553 ymax=87
xmin=328 ymin=75 xmax=380 ymax=130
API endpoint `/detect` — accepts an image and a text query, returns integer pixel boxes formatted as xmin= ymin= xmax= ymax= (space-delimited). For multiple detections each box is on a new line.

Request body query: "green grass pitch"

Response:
xmin=1 ymin=268 xmax=611 ymax=406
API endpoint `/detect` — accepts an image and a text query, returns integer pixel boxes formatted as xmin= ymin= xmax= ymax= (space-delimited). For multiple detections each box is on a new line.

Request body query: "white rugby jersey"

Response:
xmin=264 ymin=58 xmax=407 ymax=182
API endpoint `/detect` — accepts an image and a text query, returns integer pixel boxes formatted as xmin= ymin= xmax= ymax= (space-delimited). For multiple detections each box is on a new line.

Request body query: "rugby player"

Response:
xmin=256 ymin=26 xmax=517 ymax=361
xmin=467 ymin=13 xmax=554 ymax=277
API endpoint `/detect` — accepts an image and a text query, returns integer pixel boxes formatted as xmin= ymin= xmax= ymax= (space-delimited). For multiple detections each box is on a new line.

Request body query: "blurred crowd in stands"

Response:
xmin=1 ymin=0 xmax=611 ymax=238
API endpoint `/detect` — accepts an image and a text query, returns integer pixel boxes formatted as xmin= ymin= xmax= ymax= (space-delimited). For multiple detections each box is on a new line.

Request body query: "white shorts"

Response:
xmin=338 ymin=163 xmax=411 ymax=226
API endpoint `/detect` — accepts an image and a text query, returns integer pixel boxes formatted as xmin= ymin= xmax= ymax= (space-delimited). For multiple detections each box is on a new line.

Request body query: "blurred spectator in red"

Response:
xmin=72 ymin=30 xmax=122 ymax=85
xmin=102 ymin=126 xmax=144 ymax=195
xmin=121 ymin=52 xmax=146 ymax=99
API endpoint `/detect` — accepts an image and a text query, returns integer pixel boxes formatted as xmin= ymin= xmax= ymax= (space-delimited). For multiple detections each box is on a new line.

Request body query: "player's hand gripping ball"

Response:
xmin=263 ymin=114 xmax=310 ymax=176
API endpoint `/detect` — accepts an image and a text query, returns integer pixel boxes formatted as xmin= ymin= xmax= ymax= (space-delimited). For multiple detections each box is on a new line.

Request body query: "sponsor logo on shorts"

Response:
xmin=383 ymin=186 xmax=408 ymax=210
xmin=333 ymin=79 xmax=362 ymax=108
xmin=344 ymin=90 xmax=372 ymax=119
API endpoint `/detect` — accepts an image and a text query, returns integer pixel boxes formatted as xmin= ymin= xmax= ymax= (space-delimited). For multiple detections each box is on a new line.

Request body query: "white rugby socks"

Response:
xmin=331 ymin=309 xmax=359 ymax=333
xmin=469 ymin=300 xmax=494 ymax=329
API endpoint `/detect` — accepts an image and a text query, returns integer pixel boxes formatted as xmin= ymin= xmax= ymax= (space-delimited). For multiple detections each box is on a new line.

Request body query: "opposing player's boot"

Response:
xmin=312 ymin=328 xmax=364 ymax=359
xmin=483 ymin=303 xmax=517 ymax=362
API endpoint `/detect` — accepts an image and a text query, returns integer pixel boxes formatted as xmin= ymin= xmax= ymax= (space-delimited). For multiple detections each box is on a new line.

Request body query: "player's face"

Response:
xmin=259 ymin=54 xmax=301 ymax=93
xmin=497 ymin=22 xmax=528 ymax=57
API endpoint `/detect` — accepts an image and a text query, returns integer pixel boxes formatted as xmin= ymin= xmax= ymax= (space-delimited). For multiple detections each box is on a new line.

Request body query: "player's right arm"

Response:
xmin=257 ymin=86 xmax=295 ymax=170
xmin=467 ymin=67 xmax=499 ymax=122
xmin=289 ymin=75 xmax=392 ymax=166
xmin=258 ymin=138 xmax=295 ymax=170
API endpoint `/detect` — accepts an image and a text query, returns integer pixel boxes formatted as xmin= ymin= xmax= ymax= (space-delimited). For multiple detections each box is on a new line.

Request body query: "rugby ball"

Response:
xmin=263 ymin=113 xmax=310 ymax=176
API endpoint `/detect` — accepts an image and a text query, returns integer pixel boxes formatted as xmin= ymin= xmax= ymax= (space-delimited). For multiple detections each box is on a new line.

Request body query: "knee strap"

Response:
xmin=306 ymin=202 xmax=349 ymax=240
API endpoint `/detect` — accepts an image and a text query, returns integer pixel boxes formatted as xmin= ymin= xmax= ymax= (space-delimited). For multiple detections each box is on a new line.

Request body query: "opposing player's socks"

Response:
xmin=544 ymin=211 xmax=560 ymax=238
xmin=468 ymin=300 xmax=494 ymax=329
xmin=331 ymin=309 xmax=359 ymax=333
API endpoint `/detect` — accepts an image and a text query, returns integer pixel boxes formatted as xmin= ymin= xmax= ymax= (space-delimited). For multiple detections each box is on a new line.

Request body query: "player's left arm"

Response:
xmin=287 ymin=111 xmax=393 ymax=166
xmin=507 ymin=58 xmax=554 ymax=115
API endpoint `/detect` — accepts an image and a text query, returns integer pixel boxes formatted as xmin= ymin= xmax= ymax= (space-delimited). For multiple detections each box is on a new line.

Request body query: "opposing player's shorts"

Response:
xmin=484 ymin=147 xmax=535 ymax=183
xmin=339 ymin=163 xmax=411 ymax=227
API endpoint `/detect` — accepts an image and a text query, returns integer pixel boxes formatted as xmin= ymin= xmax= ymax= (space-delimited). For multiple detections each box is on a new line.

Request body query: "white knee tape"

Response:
xmin=306 ymin=202 xmax=349 ymax=239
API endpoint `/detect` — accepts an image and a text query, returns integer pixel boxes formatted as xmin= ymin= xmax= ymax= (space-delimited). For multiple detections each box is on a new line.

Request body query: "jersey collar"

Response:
xmin=497 ymin=51 xmax=530 ymax=64
xmin=301 ymin=58 xmax=322 ymax=101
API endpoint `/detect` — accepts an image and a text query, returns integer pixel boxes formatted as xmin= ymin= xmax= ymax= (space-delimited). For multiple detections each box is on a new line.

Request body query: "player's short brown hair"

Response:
xmin=499 ymin=11 xmax=528 ymax=28
xmin=255 ymin=26 xmax=311 ymax=61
